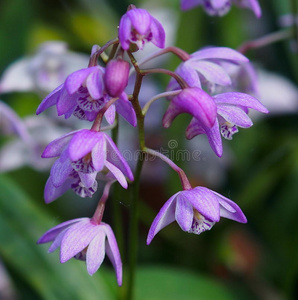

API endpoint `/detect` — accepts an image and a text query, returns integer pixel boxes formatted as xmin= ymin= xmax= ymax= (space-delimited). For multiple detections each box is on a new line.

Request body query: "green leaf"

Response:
xmin=0 ymin=174 xmax=114 ymax=300
xmin=134 ymin=266 xmax=236 ymax=300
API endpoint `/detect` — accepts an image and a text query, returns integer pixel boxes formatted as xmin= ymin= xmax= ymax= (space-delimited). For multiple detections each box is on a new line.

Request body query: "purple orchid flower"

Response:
xmin=36 ymin=64 xmax=136 ymax=126
xmin=42 ymin=129 xmax=134 ymax=203
xmin=37 ymin=217 xmax=122 ymax=285
xmin=168 ymin=47 xmax=249 ymax=94
xmin=119 ymin=7 xmax=165 ymax=51
xmin=162 ymin=87 xmax=217 ymax=129
xmin=181 ymin=0 xmax=261 ymax=18
xmin=147 ymin=186 xmax=247 ymax=244
xmin=186 ymin=92 xmax=269 ymax=157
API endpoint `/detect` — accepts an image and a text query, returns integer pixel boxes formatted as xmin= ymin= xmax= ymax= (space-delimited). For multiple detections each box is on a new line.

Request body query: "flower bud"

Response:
xmin=104 ymin=59 xmax=130 ymax=97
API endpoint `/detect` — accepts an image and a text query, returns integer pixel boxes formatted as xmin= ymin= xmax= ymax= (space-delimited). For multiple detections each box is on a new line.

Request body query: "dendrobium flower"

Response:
xmin=37 ymin=217 xmax=122 ymax=285
xmin=36 ymin=65 xmax=136 ymax=126
xmin=186 ymin=92 xmax=269 ymax=157
xmin=0 ymin=41 xmax=89 ymax=94
xmin=162 ymin=87 xmax=217 ymax=129
xmin=42 ymin=129 xmax=134 ymax=203
xmin=119 ymin=7 xmax=165 ymax=51
xmin=167 ymin=47 xmax=249 ymax=94
xmin=147 ymin=186 xmax=247 ymax=244
xmin=181 ymin=0 xmax=261 ymax=18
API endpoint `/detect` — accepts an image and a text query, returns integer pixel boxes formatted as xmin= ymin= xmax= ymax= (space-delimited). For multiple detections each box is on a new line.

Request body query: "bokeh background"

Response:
xmin=0 ymin=0 xmax=297 ymax=299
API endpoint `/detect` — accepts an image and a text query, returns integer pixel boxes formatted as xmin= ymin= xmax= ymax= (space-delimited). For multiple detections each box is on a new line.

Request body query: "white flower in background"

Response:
xmin=0 ymin=41 xmax=89 ymax=94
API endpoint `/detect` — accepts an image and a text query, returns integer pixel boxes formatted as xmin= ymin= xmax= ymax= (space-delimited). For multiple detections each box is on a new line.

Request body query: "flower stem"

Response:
xmin=145 ymin=147 xmax=192 ymax=190
xmin=142 ymin=90 xmax=182 ymax=116
xmin=124 ymin=51 xmax=146 ymax=300
xmin=237 ymin=28 xmax=294 ymax=54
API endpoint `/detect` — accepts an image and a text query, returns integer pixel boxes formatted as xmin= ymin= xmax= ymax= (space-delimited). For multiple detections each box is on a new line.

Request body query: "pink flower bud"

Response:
xmin=104 ymin=59 xmax=130 ymax=97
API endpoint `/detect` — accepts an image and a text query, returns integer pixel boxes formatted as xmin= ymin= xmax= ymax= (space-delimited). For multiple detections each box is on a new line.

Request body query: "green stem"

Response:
xmin=123 ymin=51 xmax=146 ymax=300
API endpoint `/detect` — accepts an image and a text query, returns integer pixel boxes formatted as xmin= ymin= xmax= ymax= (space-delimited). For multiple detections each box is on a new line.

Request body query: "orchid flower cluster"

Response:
xmin=35 ymin=3 xmax=267 ymax=287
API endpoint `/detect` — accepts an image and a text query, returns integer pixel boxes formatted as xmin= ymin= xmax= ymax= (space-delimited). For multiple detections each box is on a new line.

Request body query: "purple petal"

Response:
xmin=37 ymin=218 xmax=85 ymax=244
xmin=150 ymin=17 xmax=166 ymax=48
xmin=86 ymin=229 xmax=106 ymax=275
xmin=68 ymin=130 xmax=104 ymax=161
xmin=105 ymin=161 xmax=128 ymax=189
xmin=104 ymin=104 xmax=116 ymax=125
xmin=103 ymin=224 xmax=122 ymax=286
xmin=235 ymin=0 xmax=262 ymax=17
xmin=175 ymin=194 xmax=194 ymax=231
xmin=60 ymin=219 xmax=98 ymax=263
xmin=217 ymin=104 xmax=253 ymax=127
xmin=190 ymin=60 xmax=232 ymax=86
xmin=65 ymin=67 xmax=97 ymax=95
xmin=105 ymin=134 xmax=134 ymax=181
xmin=191 ymin=47 xmax=248 ymax=63
xmin=118 ymin=15 xmax=131 ymax=50
xmin=186 ymin=118 xmax=223 ymax=157
xmin=48 ymin=228 xmax=69 ymax=253
xmin=174 ymin=63 xmax=202 ymax=89
xmin=214 ymin=92 xmax=269 ymax=113
xmin=147 ymin=193 xmax=179 ymax=245
xmin=56 ymin=86 xmax=78 ymax=116
xmin=36 ymin=84 xmax=64 ymax=115
xmin=44 ymin=176 xmax=75 ymax=204
xmin=212 ymin=191 xmax=247 ymax=223
xmin=186 ymin=187 xmax=220 ymax=222
xmin=127 ymin=8 xmax=151 ymax=36
xmin=91 ymin=138 xmax=106 ymax=171
xmin=163 ymin=88 xmax=217 ymax=129
xmin=50 ymin=152 xmax=73 ymax=187
xmin=86 ymin=68 xmax=103 ymax=99
xmin=41 ymin=130 xmax=80 ymax=158
xmin=115 ymin=94 xmax=137 ymax=126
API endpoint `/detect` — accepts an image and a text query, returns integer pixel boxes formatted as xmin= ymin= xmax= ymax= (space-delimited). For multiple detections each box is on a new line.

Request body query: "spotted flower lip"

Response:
xmin=119 ymin=7 xmax=165 ymax=50
xmin=37 ymin=217 xmax=122 ymax=285
xmin=180 ymin=0 xmax=262 ymax=18
xmin=147 ymin=186 xmax=247 ymax=245
xmin=186 ymin=92 xmax=269 ymax=157
xmin=162 ymin=87 xmax=217 ymax=129
xmin=42 ymin=129 xmax=134 ymax=203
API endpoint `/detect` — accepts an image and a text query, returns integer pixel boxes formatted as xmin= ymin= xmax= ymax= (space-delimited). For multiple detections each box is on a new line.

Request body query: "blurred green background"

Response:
xmin=0 ymin=0 xmax=297 ymax=299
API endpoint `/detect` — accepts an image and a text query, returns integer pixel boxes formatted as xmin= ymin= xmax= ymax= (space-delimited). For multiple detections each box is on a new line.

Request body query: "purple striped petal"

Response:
xmin=105 ymin=161 xmax=128 ymax=189
xmin=65 ymin=67 xmax=98 ymax=95
xmin=118 ymin=15 xmax=131 ymax=50
xmin=56 ymin=87 xmax=78 ymax=116
xmin=115 ymin=94 xmax=137 ymax=126
xmin=217 ymin=104 xmax=253 ymax=127
xmin=150 ymin=16 xmax=166 ymax=48
xmin=68 ymin=130 xmax=103 ymax=161
xmin=104 ymin=104 xmax=116 ymax=125
xmin=211 ymin=190 xmax=247 ymax=223
xmin=147 ymin=193 xmax=179 ymax=245
xmin=186 ymin=187 xmax=221 ymax=222
xmin=60 ymin=219 xmax=98 ymax=263
xmin=91 ymin=138 xmax=106 ymax=171
xmin=50 ymin=155 xmax=73 ymax=187
xmin=175 ymin=194 xmax=194 ymax=231
xmin=36 ymin=84 xmax=63 ymax=115
xmin=127 ymin=8 xmax=151 ymax=35
xmin=86 ymin=229 xmax=106 ymax=275
xmin=191 ymin=47 xmax=248 ymax=63
xmin=104 ymin=224 xmax=122 ymax=286
xmin=86 ymin=68 xmax=103 ymax=100
xmin=41 ymin=130 xmax=80 ymax=158
xmin=214 ymin=92 xmax=269 ymax=113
